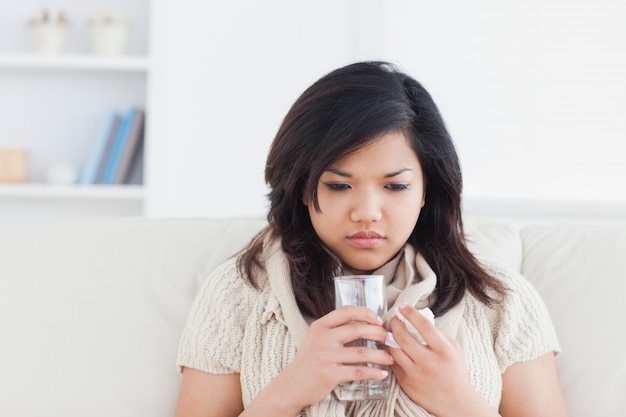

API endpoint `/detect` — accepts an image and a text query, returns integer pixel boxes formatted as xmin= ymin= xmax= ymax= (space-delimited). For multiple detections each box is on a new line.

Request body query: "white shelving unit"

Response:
xmin=0 ymin=1 xmax=151 ymax=222
xmin=0 ymin=183 xmax=144 ymax=199
xmin=0 ymin=53 xmax=150 ymax=72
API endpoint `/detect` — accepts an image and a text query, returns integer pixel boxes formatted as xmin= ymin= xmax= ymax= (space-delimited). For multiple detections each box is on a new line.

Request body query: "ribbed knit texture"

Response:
xmin=176 ymin=242 xmax=560 ymax=416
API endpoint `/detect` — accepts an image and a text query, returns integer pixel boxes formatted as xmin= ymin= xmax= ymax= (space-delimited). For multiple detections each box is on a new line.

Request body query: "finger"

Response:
xmin=390 ymin=359 xmax=409 ymax=381
xmin=335 ymin=321 xmax=389 ymax=345
xmin=336 ymin=342 xmax=395 ymax=367
xmin=388 ymin=341 xmax=414 ymax=368
xmin=333 ymin=363 xmax=390 ymax=383
xmin=388 ymin=316 xmax=427 ymax=359
xmin=396 ymin=304 xmax=444 ymax=350
xmin=316 ymin=305 xmax=384 ymax=329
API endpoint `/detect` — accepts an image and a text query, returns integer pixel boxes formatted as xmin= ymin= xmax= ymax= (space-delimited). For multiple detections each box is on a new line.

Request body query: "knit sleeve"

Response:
xmin=487 ymin=263 xmax=562 ymax=373
xmin=176 ymin=257 xmax=254 ymax=375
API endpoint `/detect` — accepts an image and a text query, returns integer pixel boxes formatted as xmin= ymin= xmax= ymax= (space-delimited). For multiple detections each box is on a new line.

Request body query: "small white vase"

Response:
xmin=29 ymin=25 xmax=68 ymax=55
xmin=91 ymin=22 xmax=129 ymax=56
xmin=43 ymin=163 xmax=78 ymax=185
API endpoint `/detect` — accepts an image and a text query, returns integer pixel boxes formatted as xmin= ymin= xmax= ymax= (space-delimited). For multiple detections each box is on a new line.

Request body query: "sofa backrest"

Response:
xmin=519 ymin=224 xmax=626 ymax=415
xmin=0 ymin=217 xmax=265 ymax=417
xmin=469 ymin=222 xmax=626 ymax=416
xmin=0 ymin=217 xmax=624 ymax=417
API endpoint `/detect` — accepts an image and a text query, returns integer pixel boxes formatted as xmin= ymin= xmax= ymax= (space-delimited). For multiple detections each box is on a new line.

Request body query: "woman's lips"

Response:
xmin=347 ymin=231 xmax=385 ymax=248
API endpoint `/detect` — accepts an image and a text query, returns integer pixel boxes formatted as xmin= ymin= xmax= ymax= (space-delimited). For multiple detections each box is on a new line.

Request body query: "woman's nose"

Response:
xmin=349 ymin=191 xmax=382 ymax=223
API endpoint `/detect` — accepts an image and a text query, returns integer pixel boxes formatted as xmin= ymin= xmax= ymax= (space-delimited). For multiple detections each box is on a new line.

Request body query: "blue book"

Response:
xmin=113 ymin=108 xmax=145 ymax=184
xmin=78 ymin=110 xmax=119 ymax=185
xmin=101 ymin=106 xmax=138 ymax=184
xmin=94 ymin=114 xmax=122 ymax=184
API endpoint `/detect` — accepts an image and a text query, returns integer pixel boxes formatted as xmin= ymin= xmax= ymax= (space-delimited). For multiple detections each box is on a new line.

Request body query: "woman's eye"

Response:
xmin=386 ymin=183 xmax=409 ymax=191
xmin=324 ymin=182 xmax=351 ymax=191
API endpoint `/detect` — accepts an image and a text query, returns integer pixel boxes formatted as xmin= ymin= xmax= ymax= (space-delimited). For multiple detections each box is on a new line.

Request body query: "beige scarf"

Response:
xmin=265 ymin=241 xmax=466 ymax=417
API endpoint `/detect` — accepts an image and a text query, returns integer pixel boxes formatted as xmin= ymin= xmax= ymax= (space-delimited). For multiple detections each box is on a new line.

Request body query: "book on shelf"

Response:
xmin=113 ymin=108 xmax=145 ymax=184
xmin=125 ymin=140 xmax=144 ymax=185
xmin=78 ymin=109 xmax=121 ymax=185
xmin=79 ymin=106 xmax=145 ymax=185
xmin=94 ymin=112 xmax=123 ymax=184
xmin=101 ymin=106 xmax=145 ymax=185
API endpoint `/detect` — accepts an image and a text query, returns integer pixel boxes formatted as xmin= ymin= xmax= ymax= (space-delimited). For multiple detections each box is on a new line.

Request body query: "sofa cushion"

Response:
xmin=464 ymin=221 xmax=523 ymax=272
xmin=1 ymin=217 xmax=623 ymax=417
xmin=520 ymin=224 xmax=626 ymax=416
xmin=0 ymin=217 xmax=264 ymax=417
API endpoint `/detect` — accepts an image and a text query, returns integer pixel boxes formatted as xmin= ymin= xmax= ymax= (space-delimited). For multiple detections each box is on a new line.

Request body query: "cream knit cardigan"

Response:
xmin=177 ymin=240 xmax=560 ymax=416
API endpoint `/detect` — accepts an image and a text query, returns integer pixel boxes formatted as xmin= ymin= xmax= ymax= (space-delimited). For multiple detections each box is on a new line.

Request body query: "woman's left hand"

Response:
xmin=388 ymin=303 xmax=487 ymax=416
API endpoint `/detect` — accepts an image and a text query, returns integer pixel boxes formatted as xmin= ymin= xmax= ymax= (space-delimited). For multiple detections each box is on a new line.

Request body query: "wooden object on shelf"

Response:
xmin=0 ymin=149 xmax=28 ymax=183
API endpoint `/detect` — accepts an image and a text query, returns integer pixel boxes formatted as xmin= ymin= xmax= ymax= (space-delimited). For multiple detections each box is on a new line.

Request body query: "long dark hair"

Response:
xmin=238 ymin=61 xmax=506 ymax=318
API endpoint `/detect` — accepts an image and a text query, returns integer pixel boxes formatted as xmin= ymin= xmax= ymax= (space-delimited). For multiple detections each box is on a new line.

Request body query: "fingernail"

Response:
xmin=381 ymin=370 xmax=389 ymax=377
xmin=398 ymin=302 xmax=408 ymax=309
xmin=377 ymin=316 xmax=384 ymax=324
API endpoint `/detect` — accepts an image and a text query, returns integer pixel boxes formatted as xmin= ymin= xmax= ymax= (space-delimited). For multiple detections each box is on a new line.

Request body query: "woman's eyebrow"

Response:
xmin=325 ymin=168 xmax=352 ymax=178
xmin=384 ymin=168 xmax=413 ymax=178
xmin=324 ymin=167 xmax=413 ymax=178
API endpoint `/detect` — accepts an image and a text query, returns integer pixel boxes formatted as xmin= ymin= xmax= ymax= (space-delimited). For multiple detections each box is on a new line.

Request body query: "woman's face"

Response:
xmin=306 ymin=131 xmax=425 ymax=274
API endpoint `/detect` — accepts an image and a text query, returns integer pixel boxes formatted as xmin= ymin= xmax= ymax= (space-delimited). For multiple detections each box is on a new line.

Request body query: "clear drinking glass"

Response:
xmin=333 ymin=274 xmax=390 ymax=401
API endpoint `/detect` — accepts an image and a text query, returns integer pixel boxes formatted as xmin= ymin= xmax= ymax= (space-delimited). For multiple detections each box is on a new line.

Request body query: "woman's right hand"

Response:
xmin=267 ymin=305 xmax=393 ymax=412
xmin=176 ymin=307 xmax=391 ymax=417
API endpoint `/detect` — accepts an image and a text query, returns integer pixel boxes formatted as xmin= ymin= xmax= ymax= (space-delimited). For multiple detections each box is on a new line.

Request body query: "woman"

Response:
xmin=174 ymin=61 xmax=569 ymax=416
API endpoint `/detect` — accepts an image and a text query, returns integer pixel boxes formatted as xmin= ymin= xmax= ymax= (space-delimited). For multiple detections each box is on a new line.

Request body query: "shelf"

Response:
xmin=0 ymin=184 xmax=145 ymax=200
xmin=0 ymin=53 xmax=150 ymax=72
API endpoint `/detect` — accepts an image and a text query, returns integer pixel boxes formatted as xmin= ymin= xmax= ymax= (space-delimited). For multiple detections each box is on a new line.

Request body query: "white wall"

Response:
xmin=147 ymin=0 xmax=362 ymax=218
xmin=381 ymin=0 xmax=626 ymax=207
xmin=146 ymin=0 xmax=626 ymax=224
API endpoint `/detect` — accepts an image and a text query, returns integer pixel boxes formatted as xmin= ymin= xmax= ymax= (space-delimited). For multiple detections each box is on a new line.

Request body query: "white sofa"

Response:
xmin=1 ymin=217 xmax=624 ymax=416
